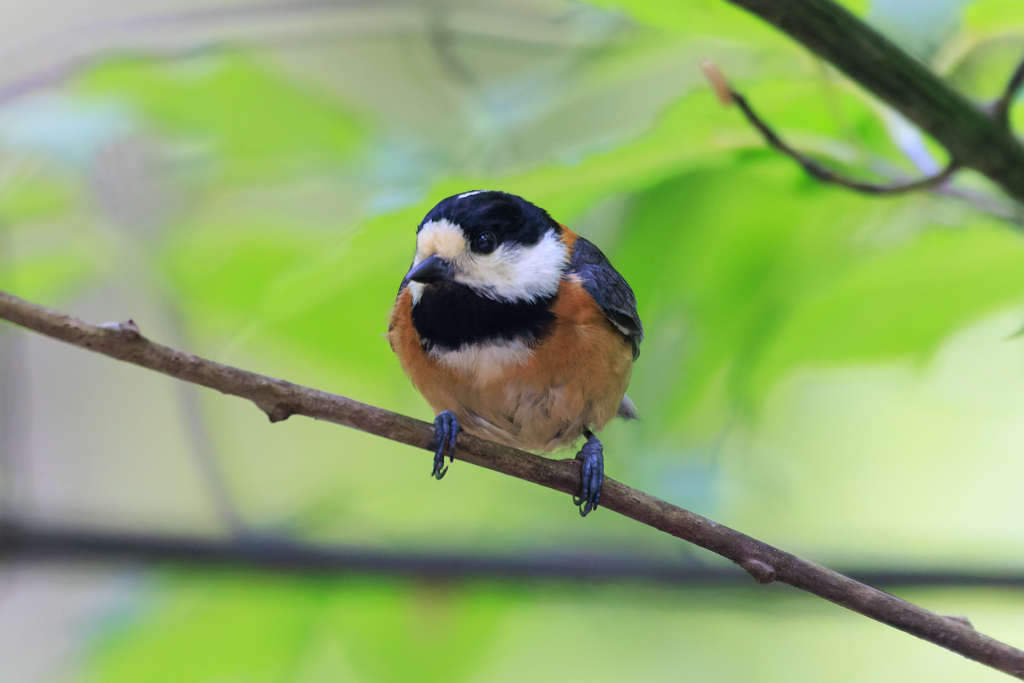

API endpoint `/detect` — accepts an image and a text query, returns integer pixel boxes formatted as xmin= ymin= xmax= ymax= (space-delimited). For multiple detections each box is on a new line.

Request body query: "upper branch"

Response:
xmin=725 ymin=0 xmax=1024 ymax=203
xmin=700 ymin=60 xmax=959 ymax=195
xmin=2 ymin=288 xmax=1024 ymax=677
xmin=993 ymin=53 xmax=1024 ymax=127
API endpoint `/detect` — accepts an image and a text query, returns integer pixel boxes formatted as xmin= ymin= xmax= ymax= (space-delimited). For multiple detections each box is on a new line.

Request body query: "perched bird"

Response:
xmin=387 ymin=190 xmax=642 ymax=515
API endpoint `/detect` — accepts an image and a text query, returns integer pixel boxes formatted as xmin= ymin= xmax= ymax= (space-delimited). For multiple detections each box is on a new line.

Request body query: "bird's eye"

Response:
xmin=474 ymin=232 xmax=497 ymax=254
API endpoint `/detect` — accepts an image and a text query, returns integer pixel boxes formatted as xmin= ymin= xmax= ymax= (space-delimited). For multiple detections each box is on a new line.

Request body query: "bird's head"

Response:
xmin=403 ymin=191 xmax=569 ymax=304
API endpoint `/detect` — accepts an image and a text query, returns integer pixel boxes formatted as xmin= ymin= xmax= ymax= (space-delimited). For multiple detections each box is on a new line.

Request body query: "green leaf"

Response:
xmin=0 ymin=175 xmax=77 ymax=221
xmin=84 ymin=574 xmax=506 ymax=683
xmin=160 ymin=220 xmax=327 ymax=318
xmin=321 ymin=579 xmax=505 ymax=683
xmin=76 ymin=54 xmax=366 ymax=183
xmin=750 ymin=215 xmax=1024 ymax=399
xmin=0 ymin=219 xmax=105 ymax=305
xmin=962 ymin=0 xmax=1024 ymax=34
xmin=581 ymin=0 xmax=797 ymax=48
xmin=612 ymin=153 xmax=1024 ymax=433
xmin=84 ymin=574 xmax=321 ymax=683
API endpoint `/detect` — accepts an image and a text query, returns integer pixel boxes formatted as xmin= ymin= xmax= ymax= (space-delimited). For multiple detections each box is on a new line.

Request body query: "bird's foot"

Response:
xmin=573 ymin=433 xmax=603 ymax=517
xmin=431 ymin=410 xmax=460 ymax=480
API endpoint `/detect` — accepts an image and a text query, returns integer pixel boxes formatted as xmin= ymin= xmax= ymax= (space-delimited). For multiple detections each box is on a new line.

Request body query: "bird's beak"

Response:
xmin=404 ymin=254 xmax=453 ymax=284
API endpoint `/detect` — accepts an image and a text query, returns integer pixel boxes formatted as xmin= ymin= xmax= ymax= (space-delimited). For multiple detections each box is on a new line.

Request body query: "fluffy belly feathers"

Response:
xmin=388 ymin=278 xmax=633 ymax=452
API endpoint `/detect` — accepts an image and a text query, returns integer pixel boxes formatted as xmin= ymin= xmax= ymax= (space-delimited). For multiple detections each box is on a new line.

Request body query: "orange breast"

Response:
xmin=387 ymin=277 xmax=634 ymax=453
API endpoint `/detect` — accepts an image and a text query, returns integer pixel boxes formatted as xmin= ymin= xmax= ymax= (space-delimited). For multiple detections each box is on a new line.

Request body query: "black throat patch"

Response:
xmin=411 ymin=281 xmax=556 ymax=351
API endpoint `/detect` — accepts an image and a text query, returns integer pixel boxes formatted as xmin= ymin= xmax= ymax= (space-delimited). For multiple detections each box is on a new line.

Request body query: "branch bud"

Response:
xmin=700 ymin=59 xmax=734 ymax=107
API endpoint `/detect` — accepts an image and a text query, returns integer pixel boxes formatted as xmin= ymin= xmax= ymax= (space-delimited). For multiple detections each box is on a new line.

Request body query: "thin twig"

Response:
xmin=0 ymin=332 xmax=22 ymax=521
xmin=732 ymin=91 xmax=959 ymax=193
xmin=1 ymin=288 xmax=1024 ymax=678
xmin=700 ymin=60 xmax=959 ymax=195
xmin=722 ymin=0 xmax=1024 ymax=203
xmin=993 ymin=53 xmax=1024 ymax=127
xmin=161 ymin=303 xmax=249 ymax=535
xmin=0 ymin=229 xmax=32 ymax=523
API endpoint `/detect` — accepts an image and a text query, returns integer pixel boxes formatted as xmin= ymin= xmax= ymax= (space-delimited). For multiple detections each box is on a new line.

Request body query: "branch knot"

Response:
xmin=739 ymin=558 xmax=776 ymax=584
xmin=258 ymin=401 xmax=294 ymax=423
xmin=99 ymin=319 xmax=142 ymax=340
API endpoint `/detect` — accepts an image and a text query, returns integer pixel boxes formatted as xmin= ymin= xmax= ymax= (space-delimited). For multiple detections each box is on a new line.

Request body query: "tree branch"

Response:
xmin=2 ymin=288 xmax=1024 ymax=678
xmin=723 ymin=0 xmax=1024 ymax=204
xmin=993 ymin=53 xmax=1024 ymax=128
xmin=700 ymin=60 xmax=960 ymax=195
xmin=4 ymin=523 xmax=1024 ymax=595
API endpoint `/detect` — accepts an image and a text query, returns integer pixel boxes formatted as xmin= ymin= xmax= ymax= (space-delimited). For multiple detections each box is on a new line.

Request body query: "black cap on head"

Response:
xmin=417 ymin=191 xmax=561 ymax=248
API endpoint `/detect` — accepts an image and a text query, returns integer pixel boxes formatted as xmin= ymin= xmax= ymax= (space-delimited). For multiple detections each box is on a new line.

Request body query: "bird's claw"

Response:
xmin=432 ymin=410 xmax=460 ymax=480
xmin=574 ymin=435 xmax=603 ymax=516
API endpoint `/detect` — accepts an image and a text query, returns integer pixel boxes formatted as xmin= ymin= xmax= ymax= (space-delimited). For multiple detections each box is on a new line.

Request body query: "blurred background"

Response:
xmin=2 ymin=0 xmax=1024 ymax=680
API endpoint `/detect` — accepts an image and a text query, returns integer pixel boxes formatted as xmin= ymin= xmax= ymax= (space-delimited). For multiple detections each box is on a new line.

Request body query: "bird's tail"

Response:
xmin=617 ymin=395 xmax=639 ymax=420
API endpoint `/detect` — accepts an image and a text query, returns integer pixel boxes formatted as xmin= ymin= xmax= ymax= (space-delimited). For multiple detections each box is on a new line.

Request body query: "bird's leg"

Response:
xmin=431 ymin=410 xmax=460 ymax=480
xmin=573 ymin=431 xmax=603 ymax=516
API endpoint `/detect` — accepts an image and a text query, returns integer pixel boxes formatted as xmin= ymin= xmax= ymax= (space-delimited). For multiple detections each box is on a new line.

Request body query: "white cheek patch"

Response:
xmin=413 ymin=220 xmax=569 ymax=303
xmin=454 ymin=229 xmax=568 ymax=302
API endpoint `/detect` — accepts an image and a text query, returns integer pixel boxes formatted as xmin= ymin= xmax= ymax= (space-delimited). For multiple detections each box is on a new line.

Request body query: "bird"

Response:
xmin=387 ymin=190 xmax=642 ymax=516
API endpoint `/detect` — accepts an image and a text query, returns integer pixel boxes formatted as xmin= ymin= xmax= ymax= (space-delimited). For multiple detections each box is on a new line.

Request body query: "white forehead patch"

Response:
xmin=414 ymin=219 xmax=569 ymax=303
xmin=415 ymin=219 xmax=466 ymax=263
xmin=458 ymin=190 xmax=487 ymax=199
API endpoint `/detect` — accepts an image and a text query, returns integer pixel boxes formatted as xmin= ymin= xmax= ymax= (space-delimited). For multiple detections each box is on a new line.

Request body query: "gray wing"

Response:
xmin=568 ymin=236 xmax=643 ymax=360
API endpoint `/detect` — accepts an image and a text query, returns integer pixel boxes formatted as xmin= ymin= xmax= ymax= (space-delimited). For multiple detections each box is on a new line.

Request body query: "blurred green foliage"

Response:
xmin=78 ymin=56 xmax=366 ymax=182
xmin=85 ymin=575 xmax=505 ymax=683
xmin=3 ymin=0 xmax=1024 ymax=680
xmin=80 ymin=573 xmax=1024 ymax=683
